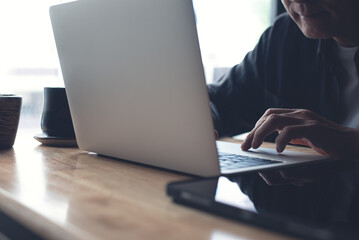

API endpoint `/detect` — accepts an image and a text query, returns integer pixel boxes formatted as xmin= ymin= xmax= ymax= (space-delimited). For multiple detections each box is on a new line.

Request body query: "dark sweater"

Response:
xmin=208 ymin=13 xmax=359 ymax=138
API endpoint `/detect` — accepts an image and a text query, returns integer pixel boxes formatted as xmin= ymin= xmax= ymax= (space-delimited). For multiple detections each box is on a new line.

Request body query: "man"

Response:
xmin=208 ymin=0 xmax=359 ymax=159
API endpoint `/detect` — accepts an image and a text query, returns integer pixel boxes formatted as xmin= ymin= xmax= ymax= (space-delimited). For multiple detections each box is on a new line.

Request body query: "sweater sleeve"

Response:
xmin=207 ymin=14 xmax=295 ymax=137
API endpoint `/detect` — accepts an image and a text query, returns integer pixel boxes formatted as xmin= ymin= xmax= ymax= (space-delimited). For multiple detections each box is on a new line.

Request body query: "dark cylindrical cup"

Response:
xmin=41 ymin=87 xmax=75 ymax=138
xmin=0 ymin=95 xmax=22 ymax=149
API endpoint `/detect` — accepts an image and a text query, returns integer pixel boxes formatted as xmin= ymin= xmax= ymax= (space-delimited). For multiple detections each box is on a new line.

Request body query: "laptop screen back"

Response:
xmin=50 ymin=0 xmax=221 ymax=176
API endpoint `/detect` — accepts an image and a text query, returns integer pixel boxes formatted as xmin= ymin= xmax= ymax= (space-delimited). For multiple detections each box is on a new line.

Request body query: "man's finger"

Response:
xmin=275 ymin=125 xmax=309 ymax=152
xmin=242 ymin=118 xmax=267 ymax=150
xmin=251 ymin=114 xmax=300 ymax=149
xmin=262 ymin=108 xmax=296 ymax=117
xmin=242 ymin=108 xmax=295 ymax=151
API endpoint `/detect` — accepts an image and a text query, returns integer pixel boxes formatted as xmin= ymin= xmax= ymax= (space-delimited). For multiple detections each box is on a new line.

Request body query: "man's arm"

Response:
xmin=208 ymin=14 xmax=298 ymax=138
xmin=207 ymin=30 xmax=269 ymax=137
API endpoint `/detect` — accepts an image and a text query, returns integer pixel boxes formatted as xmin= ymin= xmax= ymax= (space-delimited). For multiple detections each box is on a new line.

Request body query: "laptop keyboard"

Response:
xmin=218 ymin=152 xmax=281 ymax=170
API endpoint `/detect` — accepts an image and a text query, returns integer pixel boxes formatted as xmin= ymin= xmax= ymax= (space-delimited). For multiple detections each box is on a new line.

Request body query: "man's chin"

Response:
xmin=292 ymin=12 xmax=335 ymax=40
xmin=298 ymin=24 xmax=333 ymax=40
xmin=302 ymin=31 xmax=332 ymax=40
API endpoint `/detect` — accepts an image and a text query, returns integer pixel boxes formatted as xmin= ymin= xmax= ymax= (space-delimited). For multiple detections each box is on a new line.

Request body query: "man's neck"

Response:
xmin=333 ymin=36 xmax=359 ymax=48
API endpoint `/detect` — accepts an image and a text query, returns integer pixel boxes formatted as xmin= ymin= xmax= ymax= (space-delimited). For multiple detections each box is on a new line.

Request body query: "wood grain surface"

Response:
xmin=0 ymin=132 xmax=305 ymax=240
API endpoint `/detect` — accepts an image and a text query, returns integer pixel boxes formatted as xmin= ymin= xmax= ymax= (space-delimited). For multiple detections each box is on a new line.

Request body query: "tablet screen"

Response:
xmin=167 ymin=161 xmax=359 ymax=239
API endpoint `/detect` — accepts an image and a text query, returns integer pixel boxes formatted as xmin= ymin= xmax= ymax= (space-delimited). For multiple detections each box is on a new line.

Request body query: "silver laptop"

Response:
xmin=49 ymin=0 xmax=331 ymax=177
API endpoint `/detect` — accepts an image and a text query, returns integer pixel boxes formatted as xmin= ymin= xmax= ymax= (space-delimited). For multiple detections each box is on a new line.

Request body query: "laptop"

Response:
xmin=49 ymin=0 xmax=332 ymax=177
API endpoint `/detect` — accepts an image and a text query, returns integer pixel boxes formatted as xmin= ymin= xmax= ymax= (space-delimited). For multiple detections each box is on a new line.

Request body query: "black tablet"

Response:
xmin=167 ymin=162 xmax=359 ymax=240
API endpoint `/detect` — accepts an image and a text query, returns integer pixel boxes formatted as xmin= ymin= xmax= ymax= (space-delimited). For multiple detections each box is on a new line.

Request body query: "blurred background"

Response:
xmin=0 ymin=0 xmax=276 ymax=137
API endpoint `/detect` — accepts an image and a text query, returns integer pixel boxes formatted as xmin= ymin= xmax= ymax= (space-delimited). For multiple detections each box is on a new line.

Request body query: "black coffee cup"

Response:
xmin=0 ymin=94 xmax=22 ymax=149
xmin=41 ymin=87 xmax=75 ymax=138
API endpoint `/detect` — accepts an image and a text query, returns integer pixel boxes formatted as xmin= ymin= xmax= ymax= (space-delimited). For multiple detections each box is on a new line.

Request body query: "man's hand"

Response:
xmin=241 ymin=108 xmax=359 ymax=159
xmin=214 ymin=130 xmax=219 ymax=139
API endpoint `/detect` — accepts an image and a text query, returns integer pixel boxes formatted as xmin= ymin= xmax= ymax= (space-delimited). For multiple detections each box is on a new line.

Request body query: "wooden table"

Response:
xmin=0 ymin=131 xmax=309 ymax=240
